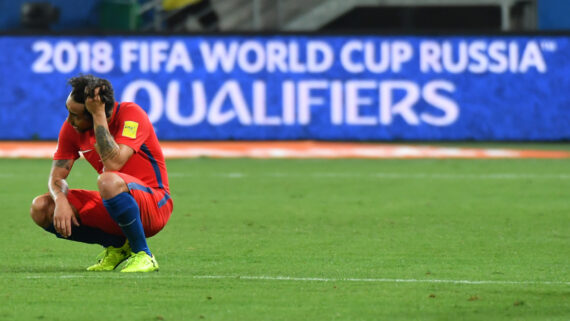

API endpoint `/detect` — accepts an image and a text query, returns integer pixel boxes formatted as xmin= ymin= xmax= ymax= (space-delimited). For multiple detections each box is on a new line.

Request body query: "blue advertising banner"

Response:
xmin=0 ymin=34 xmax=569 ymax=140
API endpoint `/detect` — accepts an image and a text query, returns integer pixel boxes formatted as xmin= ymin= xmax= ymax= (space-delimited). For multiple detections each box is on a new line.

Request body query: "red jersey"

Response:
xmin=54 ymin=102 xmax=170 ymax=195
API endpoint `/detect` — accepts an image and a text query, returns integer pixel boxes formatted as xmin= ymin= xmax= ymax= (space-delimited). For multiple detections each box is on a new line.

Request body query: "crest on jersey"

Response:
xmin=122 ymin=121 xmax=139 ymax=139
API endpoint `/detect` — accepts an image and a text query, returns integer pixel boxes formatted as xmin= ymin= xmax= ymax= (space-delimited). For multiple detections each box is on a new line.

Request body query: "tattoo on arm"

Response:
xmin=53 ymin=179 xmax=69 ymax=196
xmin=54 ymin=159 xmax=72 ymax=170
xmin=95 ymin=125 xmax=119 ymax=161
xmin=49 ymin=159 xmax=71 ymax=199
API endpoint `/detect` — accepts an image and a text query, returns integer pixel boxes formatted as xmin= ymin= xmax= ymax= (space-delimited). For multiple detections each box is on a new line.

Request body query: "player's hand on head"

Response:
xmin=84 ymin=85 xmax=107 ymax=116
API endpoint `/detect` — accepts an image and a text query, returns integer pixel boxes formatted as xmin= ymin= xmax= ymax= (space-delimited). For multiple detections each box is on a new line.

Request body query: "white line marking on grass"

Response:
xmin=22 ymin=274 xmax=569 ymax=286
xmin=169 ymin=172 xmax=570 ymax=180
xmin=370 ymin=173 xmax=570 ymax=180
xmin=192 ymin=275 xmax=570 ymax=285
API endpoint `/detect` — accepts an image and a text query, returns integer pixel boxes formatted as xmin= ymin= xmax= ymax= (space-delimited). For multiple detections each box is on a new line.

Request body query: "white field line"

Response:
xmin=168 ymin=172 xmax=570 ymax=180
xmin=192 ymin=275 xmax=570 ymax=286
xmin=21 ymin=274 xmax=570 ymax=286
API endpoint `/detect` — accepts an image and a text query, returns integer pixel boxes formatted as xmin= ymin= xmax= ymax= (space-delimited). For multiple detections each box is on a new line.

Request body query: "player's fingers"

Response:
xmin=72 ymin=214 xmax=80 ymax=227
xmin=84 ymin=86 xmax=94 ymax=98
xmin=54 ymin=219 xmax=63 ymax=235
xmin=57 ymin=217 xmax=67 ymax=237
xmin=95 ymin=90 xmax=102 ymax=102
xmin=63 ymin=219 xmax=71 ymax=238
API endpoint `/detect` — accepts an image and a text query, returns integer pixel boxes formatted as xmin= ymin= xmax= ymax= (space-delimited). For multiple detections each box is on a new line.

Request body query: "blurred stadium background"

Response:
xmin=1 ymin=0 xmax=568 ymax=32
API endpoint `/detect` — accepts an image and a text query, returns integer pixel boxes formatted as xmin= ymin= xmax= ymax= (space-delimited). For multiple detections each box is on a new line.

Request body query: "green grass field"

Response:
xmin=0 ymin=155 xmax=568 ymax=321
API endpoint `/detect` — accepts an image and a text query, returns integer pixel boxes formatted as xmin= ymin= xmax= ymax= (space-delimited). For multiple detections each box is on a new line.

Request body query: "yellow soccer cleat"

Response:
xmin=120 ymin=251 xmax=159 ymax=273
xmin=86 ymin=241 xmax=131 ymax=271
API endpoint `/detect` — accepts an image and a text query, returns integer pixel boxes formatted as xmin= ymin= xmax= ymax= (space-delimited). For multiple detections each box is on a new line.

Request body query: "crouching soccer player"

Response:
xmin=30 ymin=74 xmax=173 ymax=272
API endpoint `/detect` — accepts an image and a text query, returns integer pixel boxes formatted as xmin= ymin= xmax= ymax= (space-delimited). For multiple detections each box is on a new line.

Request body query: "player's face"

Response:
xmin=66 ymin=93 xmax=93 ymax=133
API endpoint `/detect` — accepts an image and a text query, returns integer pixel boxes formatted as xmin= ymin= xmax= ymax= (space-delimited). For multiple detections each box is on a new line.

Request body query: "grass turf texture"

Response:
xmin=0 ymin=156 xmax=568 ymax=320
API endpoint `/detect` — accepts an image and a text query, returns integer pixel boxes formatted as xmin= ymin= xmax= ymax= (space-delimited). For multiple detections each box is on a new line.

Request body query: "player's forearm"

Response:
xmin=49 ymin=177 xmax=69 ymax=200
xmin=94 ymin=124 xmax=119 ymax=161
xmin=49 ymin=159 xmax=71 ymax=200
xmin=92 ymin=113 xmax=120 ymax=168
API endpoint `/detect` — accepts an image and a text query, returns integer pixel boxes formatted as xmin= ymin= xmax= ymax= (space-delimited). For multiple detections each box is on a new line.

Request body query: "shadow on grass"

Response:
xmin=1 ymin=264 xmax=164 ymax=280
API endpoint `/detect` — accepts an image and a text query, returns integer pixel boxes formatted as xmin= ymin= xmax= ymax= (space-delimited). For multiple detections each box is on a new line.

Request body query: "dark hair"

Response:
xmin=68 ymin=74 xmax=115 ymax=117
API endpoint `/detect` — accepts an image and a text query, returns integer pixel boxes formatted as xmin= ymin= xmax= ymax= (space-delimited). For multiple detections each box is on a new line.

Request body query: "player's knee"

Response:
xmin=30 ymin=194 xmax=53 ymax=228
xmin=97 ymin=172 xmax=127 ymax=200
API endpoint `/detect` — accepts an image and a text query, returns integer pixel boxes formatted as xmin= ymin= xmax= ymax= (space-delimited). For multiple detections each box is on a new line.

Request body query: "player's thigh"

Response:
xmin=129 ymin=188 xmax=172 ymax=237
xmin=115 ymin=173 xmax=172 ymax=237
xmin=67 ymin=189 xmax=123 ymax=235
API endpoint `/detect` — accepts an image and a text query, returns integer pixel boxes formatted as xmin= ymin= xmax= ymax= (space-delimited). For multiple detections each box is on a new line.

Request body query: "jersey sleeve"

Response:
xmin=53 ymin=122 xmax=80 ymax=160
xmin=113 ymin=104 xmax=151 ymax=153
